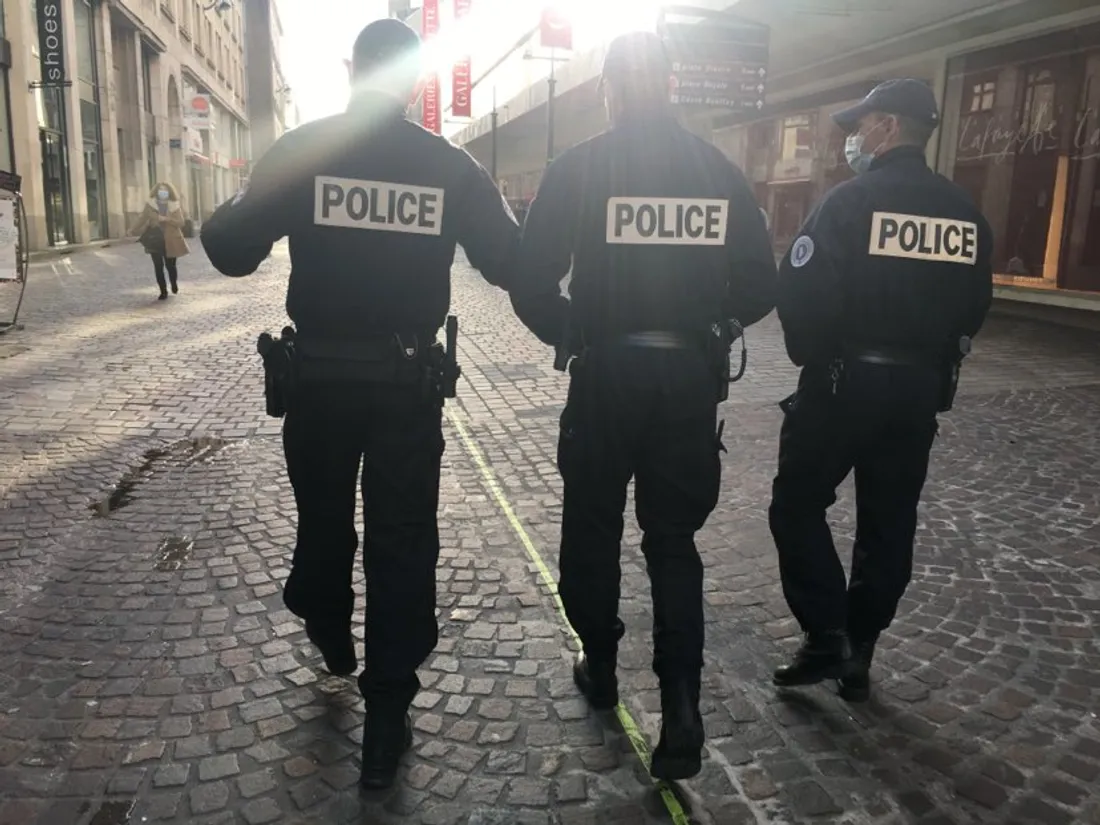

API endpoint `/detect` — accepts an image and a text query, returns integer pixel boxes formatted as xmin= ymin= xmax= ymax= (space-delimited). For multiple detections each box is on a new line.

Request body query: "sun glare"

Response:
xmin=418 ymin=0 xmax=666 ymax=76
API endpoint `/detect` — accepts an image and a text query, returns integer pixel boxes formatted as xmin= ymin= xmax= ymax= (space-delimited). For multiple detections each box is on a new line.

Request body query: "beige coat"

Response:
xmin=129 ymin=200 xmax=190 ymax=259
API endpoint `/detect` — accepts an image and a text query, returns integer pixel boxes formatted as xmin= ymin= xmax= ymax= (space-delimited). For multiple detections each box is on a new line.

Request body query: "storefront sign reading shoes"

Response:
xmin=36 ymin=0 xmax=66 ymax=87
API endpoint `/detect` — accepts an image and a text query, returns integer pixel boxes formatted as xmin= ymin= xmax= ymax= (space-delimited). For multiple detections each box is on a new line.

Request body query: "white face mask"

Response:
xmin=157 ymin=189 xmax=170 ymax=200
xmin=844 ymin=119 xmax=890 ymax=175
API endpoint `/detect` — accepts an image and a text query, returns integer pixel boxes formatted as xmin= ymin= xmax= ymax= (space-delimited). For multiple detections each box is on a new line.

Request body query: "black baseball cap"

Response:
xmin=601 ymin=31 xmax=672 ymax=86
xmin=352 ymin=18 xmax=420 ymax=73
xmin=832 ymin=78 xmax=940 ymax=132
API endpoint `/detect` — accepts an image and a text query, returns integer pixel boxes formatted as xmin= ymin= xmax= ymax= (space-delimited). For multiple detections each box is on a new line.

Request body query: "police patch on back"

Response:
xmin=869 ymin=211 xmax=978 ymax=265
xmin=606 ymin=197 xmax=728 ymax=246
xmin=314 ymin=176 xmax=444 ymax=236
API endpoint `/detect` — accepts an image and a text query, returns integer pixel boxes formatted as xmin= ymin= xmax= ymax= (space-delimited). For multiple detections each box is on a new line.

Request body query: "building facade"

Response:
xmin=453 ymin=0 xmax=1100 ymax=307
xmin=2 ymin=0 xmax=255 ymax=251
xmin=243 ymin=0 xmax=287 ymax=160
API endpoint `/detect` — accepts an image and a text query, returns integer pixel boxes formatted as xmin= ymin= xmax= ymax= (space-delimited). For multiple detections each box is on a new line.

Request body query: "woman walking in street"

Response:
xmin=129 ymin=182 xmax=190 ymax=300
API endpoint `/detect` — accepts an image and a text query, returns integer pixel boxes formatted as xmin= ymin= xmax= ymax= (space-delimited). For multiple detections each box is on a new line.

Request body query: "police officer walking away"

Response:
xmin=768 ymin=79 xmax=993 ymax=701
xmin=511 ymin=31 xmax=777 ymax=780
xmin=200 ymin=19 xmax=517 ymax=789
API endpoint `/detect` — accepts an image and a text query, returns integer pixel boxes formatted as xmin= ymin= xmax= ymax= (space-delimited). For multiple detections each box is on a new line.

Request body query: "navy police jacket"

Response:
xmin=510 ymin=112 xmax=778 ymax=346
xmin=200 ymin=92 xmax=518 ymax=339
xmin=777 ymin=145 xmax=994 ymax=367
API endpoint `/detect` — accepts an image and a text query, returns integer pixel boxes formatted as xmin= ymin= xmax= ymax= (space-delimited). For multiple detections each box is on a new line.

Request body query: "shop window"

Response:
xmin=950 ymin=58 xmax=1066 ymax=279
xmin=780 ymin=114 xmax=813 ymax=161
xmin=967 ymin=79 xmax=997 ymax=113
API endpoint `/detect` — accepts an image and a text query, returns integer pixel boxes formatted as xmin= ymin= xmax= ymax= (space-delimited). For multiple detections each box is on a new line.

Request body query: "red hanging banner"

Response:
xmin=540 ymin=5 xmax=572 ymax=51
xmin=422 ymin=0 xmax=441 ymax=134
xmin=451 ymin=0 xmax=472 ymax=118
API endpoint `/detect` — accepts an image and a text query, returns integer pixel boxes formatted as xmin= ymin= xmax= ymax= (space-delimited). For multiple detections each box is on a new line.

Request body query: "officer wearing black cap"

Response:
xmin=200 ymin=18 xmax=518 ymax=789
xmin=511 ymin=31 xmax=777 ymax=780
xmin=768 ymin=79 xmax=993 ymax=700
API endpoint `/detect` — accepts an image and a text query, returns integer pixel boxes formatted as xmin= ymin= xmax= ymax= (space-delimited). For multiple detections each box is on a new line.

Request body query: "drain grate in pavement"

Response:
xmin=89 ymin=435 xmax=232 ymax=516
xmin=154 ymin=536 xmax=194 ymax=571
xmin=88 ymin=800 xmax=134 ymax=825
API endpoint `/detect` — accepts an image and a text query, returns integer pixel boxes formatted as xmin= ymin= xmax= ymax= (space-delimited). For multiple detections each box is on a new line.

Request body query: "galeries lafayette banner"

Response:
xmin=422 ymin=0 xmax=441 ymax=134
xmin=451 ymin=0 xmax=472 ymax=118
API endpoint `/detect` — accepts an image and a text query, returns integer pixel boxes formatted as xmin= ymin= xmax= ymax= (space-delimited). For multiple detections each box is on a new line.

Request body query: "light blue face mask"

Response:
xmin=844 ymin=120 xmax=889 ymax=175
xmin=157 ymin=188 xmax=170 ymax=200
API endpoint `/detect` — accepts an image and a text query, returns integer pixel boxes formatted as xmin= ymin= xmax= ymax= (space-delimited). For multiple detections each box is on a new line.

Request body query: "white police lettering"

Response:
xmin=606 ymin=197 xmax=728 ymax=246
xmin=313 ymin=176 xmax=444 ymax=236
xmin=869 ymin=212 xmax=978 ymax=265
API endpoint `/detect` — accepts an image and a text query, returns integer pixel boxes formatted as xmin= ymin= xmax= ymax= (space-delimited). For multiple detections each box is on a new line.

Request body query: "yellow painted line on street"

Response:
xmin=447 ymin=411 xmax=691 ymax=825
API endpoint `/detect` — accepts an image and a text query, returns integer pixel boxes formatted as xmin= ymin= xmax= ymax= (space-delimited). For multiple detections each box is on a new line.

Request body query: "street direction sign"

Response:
xmin=671 ymin=61 xmax=768 ymax=81
xmin=669 ymin=93 xmax=766 ymax=110
xmin=659 ymin=6 xmax=771 ymax=113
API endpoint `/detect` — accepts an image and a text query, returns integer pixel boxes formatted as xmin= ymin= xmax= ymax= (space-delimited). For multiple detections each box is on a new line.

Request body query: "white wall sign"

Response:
xmin=0 ymin=197 xmax=18 ymax=282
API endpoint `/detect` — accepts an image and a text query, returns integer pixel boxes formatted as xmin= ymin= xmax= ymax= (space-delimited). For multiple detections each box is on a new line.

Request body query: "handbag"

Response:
xmin=139 ymin=223 xmax=165 ymax=254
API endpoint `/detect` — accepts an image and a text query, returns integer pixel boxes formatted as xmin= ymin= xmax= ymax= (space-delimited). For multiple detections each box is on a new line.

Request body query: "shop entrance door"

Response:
xmin=40 ymin=129 xmax=73 ymax=246
xmin=1060 ymin=51 xmax=1100 ymax=293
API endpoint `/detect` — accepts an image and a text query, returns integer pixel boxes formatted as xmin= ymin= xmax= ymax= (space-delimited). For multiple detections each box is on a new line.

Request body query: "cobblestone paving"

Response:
xmin=0 ymin=244 xmax=1099 ymax=825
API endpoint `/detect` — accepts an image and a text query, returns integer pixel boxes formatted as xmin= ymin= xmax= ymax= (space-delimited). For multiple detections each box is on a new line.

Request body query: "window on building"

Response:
xmin=967 ymin=79 xmax=997 ymax=113
xmin=141 ymin=53 xmax=154 ymax=114
xmin=780 ymin=114 xmax=813 ymax=162
xmin=947 ymin=29 xmax=1086 ymax=286
xmin=73 ymin=0 xmax=107 ymax=240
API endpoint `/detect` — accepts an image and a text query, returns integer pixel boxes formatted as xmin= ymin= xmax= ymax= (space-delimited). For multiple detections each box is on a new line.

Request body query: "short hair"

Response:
xmin=600 ymin=31 xmax=671 ymax=108
xmin=351 ymin=19 xmax=421 ymax=84
xmin=895 ymin=114 xmax=936 ymax=149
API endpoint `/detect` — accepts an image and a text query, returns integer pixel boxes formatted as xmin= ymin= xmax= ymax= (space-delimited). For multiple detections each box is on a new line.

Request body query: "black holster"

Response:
xmin=257 ymin=327 xmax=296 ymax=418
xmin=706 ymin=320 xmax=746 ymax=403
xmin=939 ymin=361 xmax=962 ymax=413
xmin=938 ymin=335 xmax=971 ymax=413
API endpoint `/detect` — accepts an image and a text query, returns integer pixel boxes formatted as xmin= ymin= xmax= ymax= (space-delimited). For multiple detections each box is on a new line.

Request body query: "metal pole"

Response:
xmin=490 ymin=86 xmax=499 ymax=182
xmin=546 ymin=47 xmax=556 ymax=166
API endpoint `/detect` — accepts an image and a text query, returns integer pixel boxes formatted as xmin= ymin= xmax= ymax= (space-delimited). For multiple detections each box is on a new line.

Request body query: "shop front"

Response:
xmin=723 ymin=94 xmax=874 ymax=254
xmin=0 ymin=0 xmax=15 ymax=178
xmin=941 ymin=21 xmax=1100 ymax=295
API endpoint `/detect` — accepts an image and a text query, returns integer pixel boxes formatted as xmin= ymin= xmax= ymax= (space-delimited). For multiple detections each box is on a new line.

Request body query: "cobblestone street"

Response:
xmin=1 ymin=243 xmax=1099 ymax=825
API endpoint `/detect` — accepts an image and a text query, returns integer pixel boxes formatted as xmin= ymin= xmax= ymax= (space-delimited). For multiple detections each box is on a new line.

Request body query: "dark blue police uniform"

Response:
xmin=200 ymin=19 xmax=517 ymax=789
xmin=511 ymin=31 xmax=777 ymax=781
xmin=768 ymin=79 xmax=994 ymax=700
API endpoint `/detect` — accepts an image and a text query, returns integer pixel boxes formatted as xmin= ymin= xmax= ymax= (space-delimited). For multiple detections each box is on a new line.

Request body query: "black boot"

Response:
xmin=573 ymin=653 xmax=618 ymax=711
xmin=773 ymin=630 xmax=857 ymax=687
xmin=650 ymin=679 xmax=705 ymax=780
xmin=170 ymin=280 xmax=179 ymax=294
xmin=838 ymin=634 xmax=878 ymax=703
xmin=157 ymin=290 xmax=168 ymax=301
xmin=305 ymin=619 xmax=357 ymax=677
xmin=359 ymin=711 xmax=412 ymax=791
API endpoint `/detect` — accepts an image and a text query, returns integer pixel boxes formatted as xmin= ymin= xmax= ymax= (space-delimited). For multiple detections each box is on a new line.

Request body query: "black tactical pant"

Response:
xmin=557 ymin=342 xmax=722 ymax=685
xmin=768 ymin=361 xmax=941 ymax=640
xmin=281 ymin=380 xmax=443 ymax=705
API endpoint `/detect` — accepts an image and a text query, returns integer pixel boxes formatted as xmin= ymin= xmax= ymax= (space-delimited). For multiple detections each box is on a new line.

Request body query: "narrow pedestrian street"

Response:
xmin=0 ymin=243 xmax=1098 ymax=825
